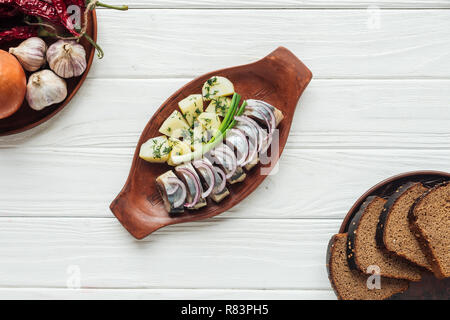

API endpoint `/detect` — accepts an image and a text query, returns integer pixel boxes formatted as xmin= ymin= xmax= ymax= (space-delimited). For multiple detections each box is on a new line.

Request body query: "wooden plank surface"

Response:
xmin=0 ymin=218 xmax=339 ymax=289
xmin=0 ymin=80 xmax=448 ymax=219
xmin=0 ymin=288 xmax=335 ymax=300
xmin=87 ymin=9 xmax=450 ymax=79
xmin=1 ymin=79 xmax=449 ymax=149
xmin=104 ymin=1 xmax=450 ymax=8
xmin=0 ymin=79 xmax=450 ymax=150
xmin=1 ymin=4 xmax=449 ymax=300
xmin=0 ymin=149 xmax=448 ymax=219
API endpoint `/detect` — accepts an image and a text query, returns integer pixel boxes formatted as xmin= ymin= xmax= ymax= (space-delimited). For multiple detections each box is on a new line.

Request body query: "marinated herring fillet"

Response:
xmin=156 ymin=171 xmax=186 ymax=214
xmin=146 ymin=76 xmax=284 ymax=213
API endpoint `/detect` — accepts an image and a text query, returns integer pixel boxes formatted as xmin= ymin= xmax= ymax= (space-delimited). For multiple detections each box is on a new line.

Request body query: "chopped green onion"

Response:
xmin=228 ymin=100 xmax=247 ymax=130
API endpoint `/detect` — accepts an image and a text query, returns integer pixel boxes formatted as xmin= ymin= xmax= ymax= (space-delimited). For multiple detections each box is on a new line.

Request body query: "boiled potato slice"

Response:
xmin=197 ymin=112 xmax=221 ymax=133
xmin=167 ymin=138 xmax=192 ymax=166
xmin=159 ymin=110 xmax=190 ymax=137
xmin=202 ymin=76 xmax=234 ymax=101
xmin=205 ymin=97 xmax=232 ymax=117
xmin=178 ymin=94 xmax=203 ymax=126
xmin=139 ymin=136 xmax=171 ymax=163
xmin=191 ymin=121 xmax=209 ymax=151
xmin=169 ymin=127 xmax=193 ymax=147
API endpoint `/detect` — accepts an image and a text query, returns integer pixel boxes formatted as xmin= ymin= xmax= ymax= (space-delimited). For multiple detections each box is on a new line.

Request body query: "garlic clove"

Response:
xmin=9 ymin=37 xmax=47 ymax=72
xmin=26 ymin=70 xmax=67 ymax=111
xmin=47 ymin=40 xmax=87 ymax=79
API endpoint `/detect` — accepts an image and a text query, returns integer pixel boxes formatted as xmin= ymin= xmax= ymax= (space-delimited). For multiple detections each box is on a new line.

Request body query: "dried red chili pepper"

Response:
xmin=0 ymin=5 xmax=19 ymax=17
xmin=0 ymin=0 xmax=61 ymax=23
xmin=65 ymin=0 xmax=86 ymax=9
xmin=0 ymin=25 xmax=38 ymax=43
xmin=52 ymin=0 xmax=81 ymax=37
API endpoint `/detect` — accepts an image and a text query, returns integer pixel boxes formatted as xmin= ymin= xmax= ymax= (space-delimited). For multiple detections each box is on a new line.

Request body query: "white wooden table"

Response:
xmin=1 ymin=1 xmax=449 ymax=300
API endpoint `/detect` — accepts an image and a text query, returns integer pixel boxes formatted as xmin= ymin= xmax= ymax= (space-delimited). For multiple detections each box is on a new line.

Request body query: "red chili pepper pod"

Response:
xmin=0 ymin=25 xmax=38 ymax=43
xmin=52 ymin=0 xmax=81 ymax=37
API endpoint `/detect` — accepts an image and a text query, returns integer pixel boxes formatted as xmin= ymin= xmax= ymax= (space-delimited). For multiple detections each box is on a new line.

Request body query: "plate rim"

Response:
xmin=339 ymin=170 xmax=450 ymax=233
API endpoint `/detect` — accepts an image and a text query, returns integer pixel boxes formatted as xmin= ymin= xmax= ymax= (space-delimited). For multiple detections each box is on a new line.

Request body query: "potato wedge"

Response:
xmin=178 ymin=94 xmax=203 ymax=126
xmin=202 ymin=76 xmax=234 ymax=101
xmin=205 ymin=97 xmax=232 ymax=117
xmin=167 ymin=138 xmax=192 ymax=166
xmin=139 ymin=136 xmax=171 ymax=163
xmin=159 ymin=110 xmax=190 ymax=137
xmin=197 ymin=112 xmax=221 ymax=133
xmin=191 ymin=121 xmax=209 ymax=151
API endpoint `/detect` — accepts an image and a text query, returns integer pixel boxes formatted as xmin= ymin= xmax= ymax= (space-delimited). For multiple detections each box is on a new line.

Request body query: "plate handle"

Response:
xmin=259 ymin=46 xmax=313 ymax=102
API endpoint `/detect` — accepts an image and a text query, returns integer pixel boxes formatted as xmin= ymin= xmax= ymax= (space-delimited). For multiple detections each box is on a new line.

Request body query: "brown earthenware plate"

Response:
xmin=340 ymin=171 xmax=450 ymax=300
xmin=0 ymin=11 xmax=97 ymax=136
xmin=111 ymin=47 xmax=313 ymax=239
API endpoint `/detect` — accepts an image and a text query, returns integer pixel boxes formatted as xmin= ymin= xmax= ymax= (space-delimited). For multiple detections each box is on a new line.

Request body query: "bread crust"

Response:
xmin=327 ymin=233 xmax=409 ymax=300
xmin=347 ymin=196 xmax=377 ymax=271
xmin=408 ymin=181 xmax=450 ymax=279
xmin=375 ymin=182 xmax=431 ymax=271
xmin=347 ymin=195 xmax=422 ymax=281
xmin=326 ymin=234 xmax=345 ymax=300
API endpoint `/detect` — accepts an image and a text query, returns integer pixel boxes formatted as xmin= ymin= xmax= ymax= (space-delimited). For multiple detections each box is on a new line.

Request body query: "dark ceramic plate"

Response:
xmin=0 ymin=11 xmax=97 ymax=136
xmin=111 ymin=47 xmax=313 ymax=239
xmin=340 ymin=171 xmax=450 ymax=300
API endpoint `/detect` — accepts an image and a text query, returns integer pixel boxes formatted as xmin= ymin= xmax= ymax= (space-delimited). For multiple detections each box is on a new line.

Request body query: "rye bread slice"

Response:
xmin=327 ymin=234 xmax=409 ymax=300
xmin=347 ymin=196 xmax=422 ymax=281
xmin=376 ymin=182 xmax=432 ymax=271
xmin=409 ymin=181 xmax=450 ymax=279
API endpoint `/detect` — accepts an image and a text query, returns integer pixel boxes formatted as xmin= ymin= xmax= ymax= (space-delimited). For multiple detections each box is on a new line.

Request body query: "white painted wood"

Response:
xmin=0 ymin=80 xmax=448 ymax=219
xmin=0 ymin=3 xmax=449 ymax=299
xmin=0 ymin=218 xmax=340 ymax=290
xmin=0 ymin=148 xmax=448 ymax=219
xmin=1 ymin=79 xmax=449 ymax=149
xmin=87 ymin=9 xmax=450 ymax=79
xmin=104 ymin=1 xmax=450 ymax=9
xmin=0 ymin=288 xmax=335 ymax=300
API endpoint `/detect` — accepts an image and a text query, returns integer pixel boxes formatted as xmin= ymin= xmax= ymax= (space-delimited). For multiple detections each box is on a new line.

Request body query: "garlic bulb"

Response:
xmin=47 ymin=40 xmax=87 ymax=78
xmin=26 ymin=70 xmax=67 ymax=111
xmin=9 ymin=37 xmax=47 ymax=72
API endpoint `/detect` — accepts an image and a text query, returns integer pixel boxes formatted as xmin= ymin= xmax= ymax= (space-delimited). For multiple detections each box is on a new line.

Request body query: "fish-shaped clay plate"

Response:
xmin=110 ymin=47 xmax=312 ymax=239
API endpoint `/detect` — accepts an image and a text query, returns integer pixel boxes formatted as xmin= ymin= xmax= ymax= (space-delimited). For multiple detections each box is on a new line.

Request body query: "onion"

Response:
xmin=193 ymin=160 xmax=215 ymax=198
xmin=248 ymin=100 xmax=277 ymax=134
xmin=212 ymin=145 xmax=237 ymax=179
xmin=176 ymin=168 xmax=201 ymax=208
xmin=214 ymin=167 xmax=227 ymax=193
xmin=244 ymin=110 xmax=274 ymax=154
xmin=166 ymin=177 xmax=187 ymax=208
xmin=237 ymin=116 xmax=265 ymax=153
xmin=251 ymin=108 xmax=272 ymax=135
xmin=235 ymin=116 xmax=260 ymax=149
xmin=227 ymin=129 xmax=249 ymax=167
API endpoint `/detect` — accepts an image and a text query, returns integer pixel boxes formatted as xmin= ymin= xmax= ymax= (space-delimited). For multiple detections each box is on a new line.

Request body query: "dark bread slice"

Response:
xmin=409 ymin=181 xmax=450 ymax=279
xmin=347 ymin=196 xmax=422 ymax=281
xmin=376 ymin=182 xmax=432 ymax=271
xmin=327 ymin=233 xmax=409 ymax=300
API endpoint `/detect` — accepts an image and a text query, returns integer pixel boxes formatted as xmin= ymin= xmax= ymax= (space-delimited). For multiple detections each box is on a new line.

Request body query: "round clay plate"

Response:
xmin=0 ymin=11 xmax=97 ymax=136
xmin=340 ymin=170 xmax=450 ymax=300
